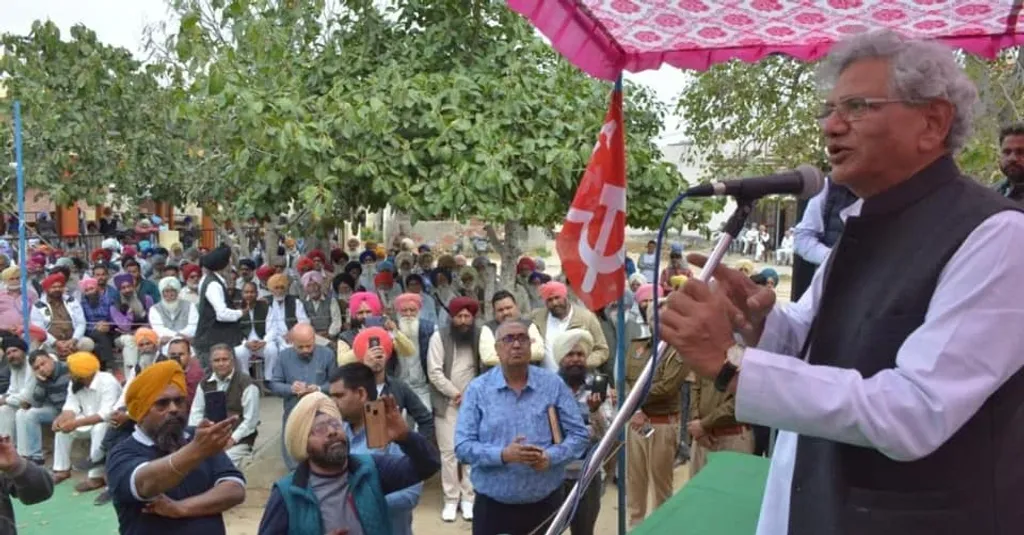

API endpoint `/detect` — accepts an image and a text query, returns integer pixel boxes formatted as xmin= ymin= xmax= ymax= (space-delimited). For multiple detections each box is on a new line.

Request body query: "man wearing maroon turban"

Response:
xmin=30 ymin=272 xmax=87 ymax=357
xmin=426 ymin=295 xmax=481 ymax=522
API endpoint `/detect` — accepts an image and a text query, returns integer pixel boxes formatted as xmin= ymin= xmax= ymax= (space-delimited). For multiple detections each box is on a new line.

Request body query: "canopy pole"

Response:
xmin=613 ymin=73 xmax=628 ymax=535
xmin=13 ymin=101 xmax=30 ymax=344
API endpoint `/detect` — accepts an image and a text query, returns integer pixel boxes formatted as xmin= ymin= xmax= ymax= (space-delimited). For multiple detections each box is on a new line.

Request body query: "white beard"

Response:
xmin=398 ymin=317 xmax=419 ymax=341
xmin=163 ymin=299 xmax=181 ymax=314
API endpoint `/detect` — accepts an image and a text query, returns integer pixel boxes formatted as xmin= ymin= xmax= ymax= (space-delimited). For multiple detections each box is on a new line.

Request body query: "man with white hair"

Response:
xmin=148 ymin=277 xmax=199 ymax=351
xmin=661 ymin=30 xmax=1024 ymax=535
xmin=394 ymin=293 xmax=436 ymax=413
xmin=0 ymin=336 xmax=35 ymax=440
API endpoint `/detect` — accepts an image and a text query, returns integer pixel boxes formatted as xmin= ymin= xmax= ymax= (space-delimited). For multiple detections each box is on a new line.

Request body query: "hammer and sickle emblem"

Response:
xmin=565 ymin=184 xmax=626 ymax=293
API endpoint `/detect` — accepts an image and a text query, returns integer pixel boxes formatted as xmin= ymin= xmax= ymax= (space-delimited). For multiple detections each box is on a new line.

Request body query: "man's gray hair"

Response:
xmin=209 ymin=343 xmax=234 ymax=357
xmin=817 ymin=29 xmax=978 ymax=152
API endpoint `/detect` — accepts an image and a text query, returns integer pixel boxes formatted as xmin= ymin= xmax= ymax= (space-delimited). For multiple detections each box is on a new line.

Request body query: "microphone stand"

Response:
xmin=544 ymin=196 xmax=759 ymax=535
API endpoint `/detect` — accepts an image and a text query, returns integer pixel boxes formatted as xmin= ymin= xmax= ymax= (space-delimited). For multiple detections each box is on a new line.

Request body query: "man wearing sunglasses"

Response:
xmin=106 ymin=360 xmax=245 ymax=535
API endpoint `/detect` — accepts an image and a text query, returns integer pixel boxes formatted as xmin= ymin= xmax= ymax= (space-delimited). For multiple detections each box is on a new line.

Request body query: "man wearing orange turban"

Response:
xmin=107 ymin=359 xmax=246 ymax=533
xmin=530 ymin=281 xmax=610 ymax=370
xmin=52 ymin=352 xmax=122 ymax=491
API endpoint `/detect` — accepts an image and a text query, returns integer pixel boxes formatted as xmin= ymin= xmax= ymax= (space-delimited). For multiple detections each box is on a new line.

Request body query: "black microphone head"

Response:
xmin=795 ymin=165 xmax=825 ymax=199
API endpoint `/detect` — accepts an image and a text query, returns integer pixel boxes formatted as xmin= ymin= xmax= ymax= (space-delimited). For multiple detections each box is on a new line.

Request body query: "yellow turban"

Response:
xmin=1 ymin=266 xmax=19 ymax=282
xmin=268 ymin=273 xmax=289 ymax=291
xmin=66 ymin=352 xmax=100 ymax=380
xmin=375 ymin=246 xmax=387 ymax=260
xmin=134 ymin=328 xmax=159 ymax=346
xmin=285 ymin=391 xmax=341 ymax=463
xmin=669 ymin=275 xmax=689 ymax=290
xmin=735 ymin=260 xmax=755 ymax=276
xmin=126 ymin=360 xmax=187 ymax=422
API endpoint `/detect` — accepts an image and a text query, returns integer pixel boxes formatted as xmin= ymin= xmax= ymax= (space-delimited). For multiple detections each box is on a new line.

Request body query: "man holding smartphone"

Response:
xmin=553 ymin=329 xmax=613 ymax=535
xmin=188 ymin=344 xmax=261 ymax=468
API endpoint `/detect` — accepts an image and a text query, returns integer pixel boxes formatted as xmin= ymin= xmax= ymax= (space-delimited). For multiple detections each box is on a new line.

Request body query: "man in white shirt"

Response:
xmin=0 ymin=336 xmax=35 ymax=439
xmin=478 ymin=290 xmax=545 ymax=369
xmin=660 ymin=30 xmax=1024 ymax=535
xmin=264 ymin=273 xmax=310 ymax=376
xmin=148 ymin=277 xmax=199 ymax=351
xmin=52 ymin=352 xmax=121 ymax=492
xmin=188 ymin=344 xmax=260 ymax=468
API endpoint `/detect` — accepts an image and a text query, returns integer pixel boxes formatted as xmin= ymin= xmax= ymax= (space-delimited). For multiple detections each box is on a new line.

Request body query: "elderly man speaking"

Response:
xmin=661 ymin=30 xmax=1024 ymax=535
xmin=107 ymin=360 xmax=245 ymax=535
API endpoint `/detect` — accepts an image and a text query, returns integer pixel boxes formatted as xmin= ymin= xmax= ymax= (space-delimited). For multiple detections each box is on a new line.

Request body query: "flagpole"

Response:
xmin=13 ymin=101 xmax=30 ymax=345
xmin=613 ymin=73 xmax=628 ymax=535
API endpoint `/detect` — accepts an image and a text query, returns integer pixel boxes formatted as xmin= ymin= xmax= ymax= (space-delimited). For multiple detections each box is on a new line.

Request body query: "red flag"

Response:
xmin=555 ymin=86 xmax=626 ymax=311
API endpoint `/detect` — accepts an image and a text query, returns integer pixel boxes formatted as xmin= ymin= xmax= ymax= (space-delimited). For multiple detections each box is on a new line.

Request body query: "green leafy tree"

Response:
xmin=0 ymin=21 xmax=180 ymax=212
xmin=675 ymin=53 xmax=1024 ymax=190
xmin=158 ymin=0 xmax=713 ymax=281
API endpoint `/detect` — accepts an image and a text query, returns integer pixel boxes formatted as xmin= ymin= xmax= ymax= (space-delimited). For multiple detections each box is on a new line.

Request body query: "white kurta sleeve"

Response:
xmin=737 ymin=211 xmax=1024 ymax=462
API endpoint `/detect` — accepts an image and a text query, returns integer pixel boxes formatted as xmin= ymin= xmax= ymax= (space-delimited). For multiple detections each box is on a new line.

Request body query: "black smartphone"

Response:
xmin=590 ymin=374 xmax=609 ymax=401
xmin=204 ymin=391 xmax=228 ymax=423
xmin=369 ymin=336 xmax=381 ymax=349
xmin=364 ymin=316 xmax=385 ymax=328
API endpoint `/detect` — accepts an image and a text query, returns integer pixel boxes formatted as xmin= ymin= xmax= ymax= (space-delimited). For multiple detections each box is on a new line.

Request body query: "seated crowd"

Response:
xmin=0 ymin=234 xmax=754 ymax=535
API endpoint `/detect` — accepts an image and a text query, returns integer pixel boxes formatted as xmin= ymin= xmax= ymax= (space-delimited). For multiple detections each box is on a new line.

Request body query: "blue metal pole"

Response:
xmin=615 ymin=293 xmax=627 ymax=535
xmin=13 ymin=101 xmax=30 ymax=345
xmin=613 ymin=72 xmax=627 ymax=535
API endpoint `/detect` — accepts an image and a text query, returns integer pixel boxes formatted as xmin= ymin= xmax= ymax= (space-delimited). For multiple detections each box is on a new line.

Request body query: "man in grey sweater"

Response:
xmin=0 ymin=433 xmax=54 ymax=534
xmin=15 ymin=351 xmax=69 ymax=465
xmin=268 ymin=324 xmax=337 ymax=470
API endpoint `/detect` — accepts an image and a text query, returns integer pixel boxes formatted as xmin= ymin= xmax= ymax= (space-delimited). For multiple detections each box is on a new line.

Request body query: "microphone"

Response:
xmin=685 ymin=165 xmax=825 ymax=200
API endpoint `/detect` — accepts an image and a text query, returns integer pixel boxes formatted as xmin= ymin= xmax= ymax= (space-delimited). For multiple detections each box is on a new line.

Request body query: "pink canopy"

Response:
xmin=507 ymin=0 xmax=1024 ymax=80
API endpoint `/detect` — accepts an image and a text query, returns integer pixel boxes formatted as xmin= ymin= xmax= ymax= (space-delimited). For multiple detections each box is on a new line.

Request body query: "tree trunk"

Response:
xmin=485 ymin=219 xmax=524 ymax=289
xmin=264 ymin=227 xmax=280 ymax=265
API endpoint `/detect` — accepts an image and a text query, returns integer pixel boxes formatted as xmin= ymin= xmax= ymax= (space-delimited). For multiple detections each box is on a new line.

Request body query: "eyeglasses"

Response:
xmin=500 ymin=333 xmax=531 ymax=346
xmin=815 ymin=97 xmax=914 ymax=124
xmin=311 ymin=420 xmax=344 ymax=437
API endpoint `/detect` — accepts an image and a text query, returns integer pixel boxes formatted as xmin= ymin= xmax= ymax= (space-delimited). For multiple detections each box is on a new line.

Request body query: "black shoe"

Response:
xmin=27 ymin=457 xmax=45 ymax=466
xmin=94 ymin=489 xmax=112 ymax=506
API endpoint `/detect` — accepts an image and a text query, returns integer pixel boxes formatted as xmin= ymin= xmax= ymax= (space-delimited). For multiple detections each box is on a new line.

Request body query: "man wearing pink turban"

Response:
xmin=393 ymin=292 xmax=436 ymax=420
xmin=336 ymin=292 xmax=414 ymax=366
xmin=530 ymin=281 xmax=609 ymax=370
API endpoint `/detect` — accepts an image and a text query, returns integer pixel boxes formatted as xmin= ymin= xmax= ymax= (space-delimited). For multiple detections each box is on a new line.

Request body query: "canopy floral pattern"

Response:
xmin=507 ymin=0 xmax=1024 ymax=79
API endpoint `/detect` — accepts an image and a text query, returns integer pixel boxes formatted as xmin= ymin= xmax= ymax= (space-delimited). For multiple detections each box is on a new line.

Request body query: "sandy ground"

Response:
xmin=225 ymin=445 xmax=692 ymax=535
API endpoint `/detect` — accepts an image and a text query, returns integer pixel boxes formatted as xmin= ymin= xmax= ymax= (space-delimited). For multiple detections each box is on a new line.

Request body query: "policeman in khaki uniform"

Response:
xmin=688 ymin=374 xmax=754 ymax=476
xmin=624 ymin=284 xmax=690 ymax=529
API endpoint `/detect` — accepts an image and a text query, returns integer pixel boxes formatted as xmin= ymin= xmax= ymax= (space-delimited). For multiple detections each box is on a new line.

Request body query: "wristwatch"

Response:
xmin=714 ymin=344 xmax=745 ymax=392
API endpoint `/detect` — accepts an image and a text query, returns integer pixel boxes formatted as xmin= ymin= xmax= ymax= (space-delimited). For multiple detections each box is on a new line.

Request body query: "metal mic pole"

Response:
xmin=544 ymin=197 xmax=758 ymax=535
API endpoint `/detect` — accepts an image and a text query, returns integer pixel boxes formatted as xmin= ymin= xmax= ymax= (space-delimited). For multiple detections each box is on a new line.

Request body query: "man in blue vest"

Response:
xmin=257 ymin=389 xmax=439 ymax=535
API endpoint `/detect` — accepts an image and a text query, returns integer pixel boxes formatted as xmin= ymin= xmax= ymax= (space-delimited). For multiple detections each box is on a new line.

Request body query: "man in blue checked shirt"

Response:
xmin=455 ymin=321 xmax=589 ymax=535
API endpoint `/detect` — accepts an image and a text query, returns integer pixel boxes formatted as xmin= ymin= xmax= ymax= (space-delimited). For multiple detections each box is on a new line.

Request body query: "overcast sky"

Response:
xmin=2 ymin=0 xmax=688 ymax=134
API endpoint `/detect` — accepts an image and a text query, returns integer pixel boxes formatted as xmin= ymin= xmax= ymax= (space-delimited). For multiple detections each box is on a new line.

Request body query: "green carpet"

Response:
xmin=632 ymin=452 xmax=770 ymax=535
xmin=13 ymin=481 xmax=117 ymax=535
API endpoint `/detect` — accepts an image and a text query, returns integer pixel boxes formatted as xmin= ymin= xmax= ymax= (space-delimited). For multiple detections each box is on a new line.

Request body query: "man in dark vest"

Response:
xmin=660 ymin=30 xmax=1024 ymax=535
xmin=791 ymin=178 xmax=859 ymax=300
xmin=235 ymin=281 xmax=270 ymax=379
xmin=995 ymin=123 xmax=1024 ymax=202
xmin=188 ymin=344 xmax=260 ymax=468
xmin=195 ymin=245 xmax=242 ymax=370
xmin=479 ymin=290 xmax=544 ymax=370
xmin=426 ymin=296 xmax=481 ymax=522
